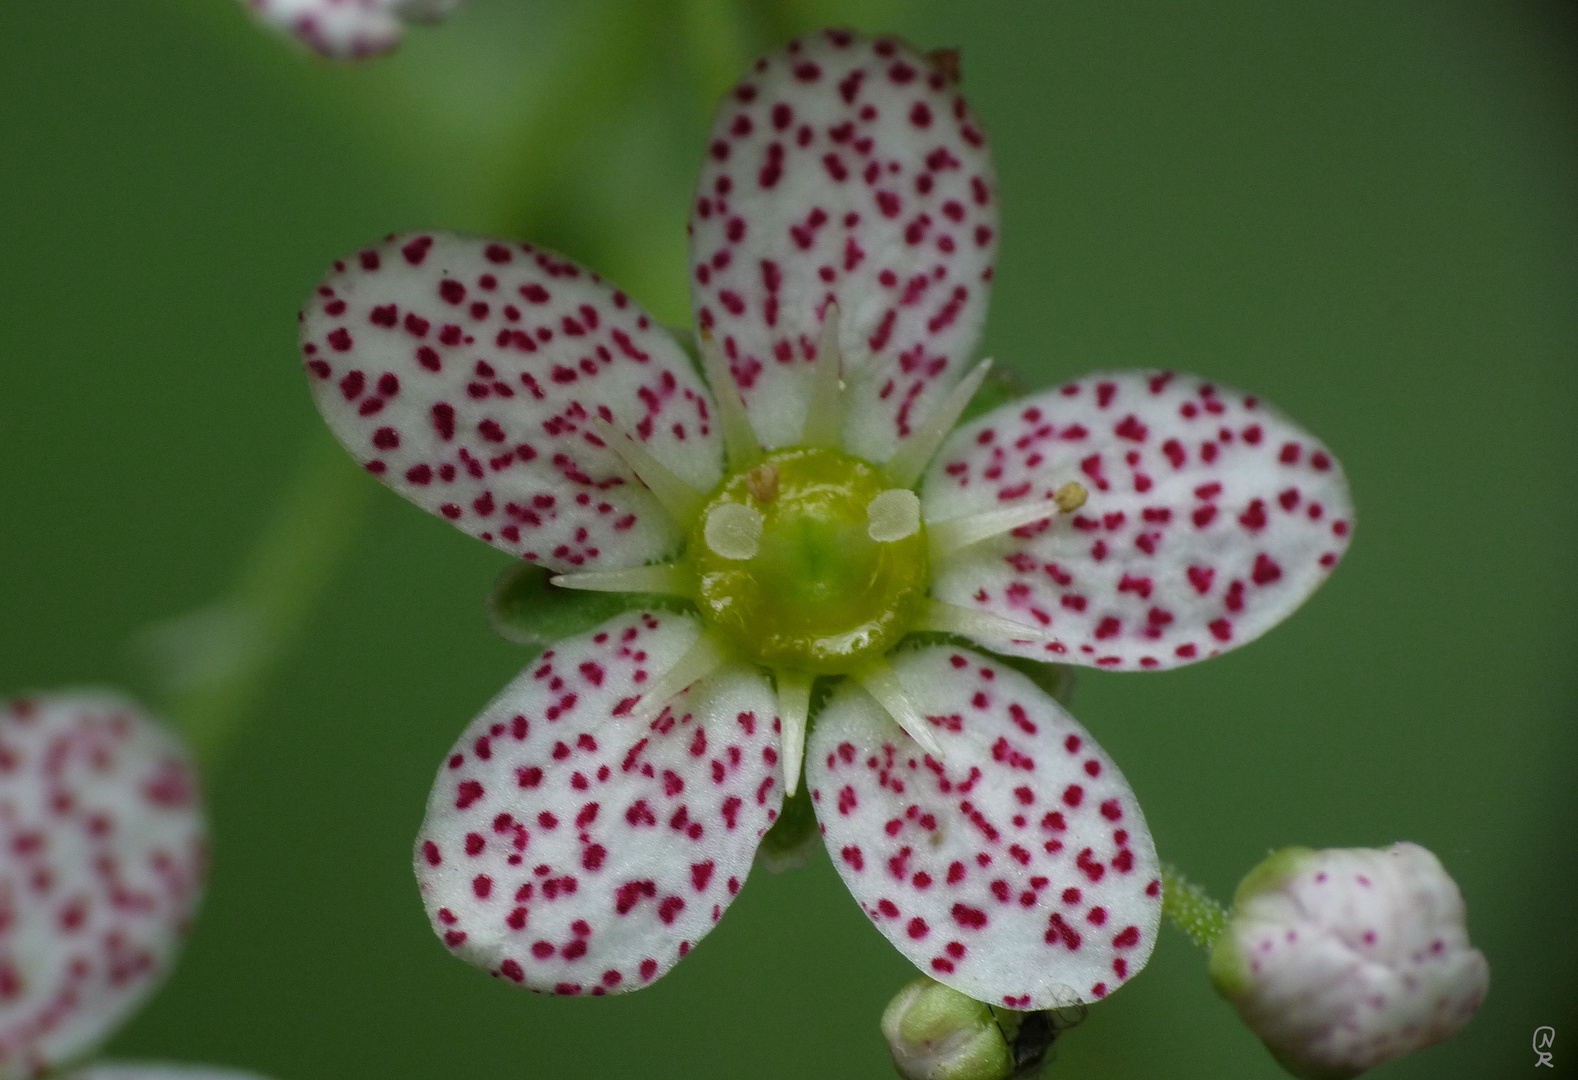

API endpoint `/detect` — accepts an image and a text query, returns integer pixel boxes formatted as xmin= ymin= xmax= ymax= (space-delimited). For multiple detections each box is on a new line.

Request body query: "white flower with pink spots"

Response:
xmin=243 ymin=0 xmax=466 ymax=59
xmin=0 ymin=693 xmax=265 ymax=1080
xmin=298 ymin=30 xmax=1353 ymax=1009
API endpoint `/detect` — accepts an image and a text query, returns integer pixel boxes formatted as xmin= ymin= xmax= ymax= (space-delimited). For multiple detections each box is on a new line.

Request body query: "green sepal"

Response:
xmin=485 ymin=561 xmax=694 ymax=648
xmin=1210 ymin=847 xmax=1317 ymax=1001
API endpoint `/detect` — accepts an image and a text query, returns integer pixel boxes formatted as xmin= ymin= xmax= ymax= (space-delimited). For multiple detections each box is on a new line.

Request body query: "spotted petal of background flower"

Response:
xmin=65 ymin=1066 xmax=274 ymax=1080
xmin=689 ymin=29 xmax=999 ymax=460
xmin=807 ymin=647 xmax=1160 ymax=1009
xmin=244 ymin=0 xmax=466 ymax=59
xmin=923 ymin=372 xmax=1353 ymax=670
xmin=414 ymin=612 xmax=783 ymax=996
xmin=300 ymin=232 xmax=722 ymax=572
xmin=0 ymin=695 xmax=206 ymax=1079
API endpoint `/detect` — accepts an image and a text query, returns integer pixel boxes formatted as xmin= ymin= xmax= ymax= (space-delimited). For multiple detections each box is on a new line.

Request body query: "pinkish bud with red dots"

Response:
xmin=881 ymin=977 xmax=1013 ymax=1080
xmin=243 ymin=0 xmax=467 ymax=59
xmin=1211 ymin=843 xmax=1488 ymax=1079
xmin=0 ymin=693 xmax=207 ymax=1079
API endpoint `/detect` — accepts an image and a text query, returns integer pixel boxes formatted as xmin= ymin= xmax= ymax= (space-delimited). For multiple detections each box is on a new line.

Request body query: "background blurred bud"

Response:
xmin=881 ymin=977 xmax=1013 ymax=1080
xmin=1211 ymin=843 xmax=1488 ymax=1079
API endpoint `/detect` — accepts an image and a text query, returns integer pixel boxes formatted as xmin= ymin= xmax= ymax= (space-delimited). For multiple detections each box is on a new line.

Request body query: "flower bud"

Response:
xmin=1211 ymin=843 xmax=1488 ymax=1079
xmin=881 ymin=977 xmax=1013 ymax=1080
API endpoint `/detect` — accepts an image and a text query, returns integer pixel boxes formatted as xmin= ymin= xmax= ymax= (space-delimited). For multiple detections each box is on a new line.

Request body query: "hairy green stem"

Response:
xmin=1161 ymin=863 xmax=1228 ymax=949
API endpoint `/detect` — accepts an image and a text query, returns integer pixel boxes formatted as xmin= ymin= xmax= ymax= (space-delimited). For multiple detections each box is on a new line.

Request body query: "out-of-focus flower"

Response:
xmin=1211 ymin=843 xmax=1488 ymax=1079
xmin=297 ymin=29 xmax=1349 ymax=1008
xmin=243 ymin=0 xmax=466 ymax=60
xmin=881 ymin=977 xmax=1012 ymax=1080
xmin=0 ymin=693 xmax=268 ymax=1080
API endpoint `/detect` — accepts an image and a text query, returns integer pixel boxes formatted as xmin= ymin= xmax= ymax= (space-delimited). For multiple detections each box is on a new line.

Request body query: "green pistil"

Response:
xmin=687 ymin=446 xmax=929 ymax=673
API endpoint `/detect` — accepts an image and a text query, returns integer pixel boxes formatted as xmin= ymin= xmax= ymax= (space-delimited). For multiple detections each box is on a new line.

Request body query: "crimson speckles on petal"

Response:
xmin=243 ymin=0 xmax=467 ymax=60
xmin=689 ymin=30 xmax=998 ymax=461
xmin=301 ymin=232 xmax=723 ymax=573
xmin=413 ymin=613 xmax=782 ymax=996
xmin=0 ymin=694 xmax=206 ymax=1077
xmin=923 ymin=372 xmax=1353 ymax=671
xmin=807 ymin=648 xmax=1161 ymax=1008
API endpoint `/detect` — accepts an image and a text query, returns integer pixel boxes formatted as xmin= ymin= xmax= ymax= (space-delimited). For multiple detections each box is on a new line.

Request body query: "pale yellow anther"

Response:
xmin=746 ymin=463 xmax=779 ymax=503
xmin=1054 ymin=481 xmax=1088 ymax=513
xmin=867 ymin=488 xmax=922 ymax=543
xmin=703 ymin=502 xmax=763 ymax=561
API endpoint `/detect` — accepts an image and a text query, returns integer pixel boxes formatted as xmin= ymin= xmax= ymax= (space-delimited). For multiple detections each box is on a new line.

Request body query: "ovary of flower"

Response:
xmin=1211 ymin=844 xmax=1489 ymax=1079
xmin=298 ymin=29 xmax=1351 ymax=1009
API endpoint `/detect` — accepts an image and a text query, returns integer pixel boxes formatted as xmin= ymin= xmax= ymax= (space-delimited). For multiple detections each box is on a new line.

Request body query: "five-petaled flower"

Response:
xmin=0 ymin=693 xmax=269 ymax=1080
xmin=298 ymin=30 xmax=1352 ymax=1008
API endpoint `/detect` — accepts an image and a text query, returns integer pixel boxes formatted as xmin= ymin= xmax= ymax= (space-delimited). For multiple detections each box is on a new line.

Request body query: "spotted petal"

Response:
xmin=244 ymin=0 xmax=465 ymax=59
xmin=923 ymin=372 xmax=1353 ymax=670
xmin=65 ymin=1066 xmax=274 ymax=1080
xmin=689 ymin=29 xmax=999 ymax=461
xmin=302 ymin=232 xmax=723 ymax=573
xmin=0 ymin=694 xmax=206 ymax=1078
xmin=807 ymin=647 xmax=1161 ymax=1009
xmin=414 ymin=612 xmax=783 ymax=996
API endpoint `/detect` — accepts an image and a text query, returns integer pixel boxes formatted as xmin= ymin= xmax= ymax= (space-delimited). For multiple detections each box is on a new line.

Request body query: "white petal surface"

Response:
xmin=302 ymin=232 xmax=723 ymax=573
xmin=0 ymin=695 xmax=206 ymax=1078
xmin=807 ymin=648 xmax=1160 ymax=1008
xmin=923 ymin=372 xmax=1353 ymax=670
xmin=244 ymin=0 xmax=465 ymax=59
xmin=65 ymin=1065 xmax=275 ymax=1080
xmin=415 ymin=613 xmax=783 ymax=996
xmin=689 ymin=29 xmax=999 ymax=461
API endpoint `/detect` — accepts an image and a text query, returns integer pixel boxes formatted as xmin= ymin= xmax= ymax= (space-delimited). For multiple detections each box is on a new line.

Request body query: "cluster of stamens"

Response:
xmin=552 ymin=305 xmax=1086 ymax=793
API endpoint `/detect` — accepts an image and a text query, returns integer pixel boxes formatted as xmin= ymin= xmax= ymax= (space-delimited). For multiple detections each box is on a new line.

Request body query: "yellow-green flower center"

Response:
xmin=686 ymin=446 xmax=928 ymax=673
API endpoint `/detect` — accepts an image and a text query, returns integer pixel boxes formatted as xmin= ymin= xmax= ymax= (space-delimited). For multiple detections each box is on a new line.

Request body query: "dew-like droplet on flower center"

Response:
xmin=687 ymin=447 xmax=928 ymax=673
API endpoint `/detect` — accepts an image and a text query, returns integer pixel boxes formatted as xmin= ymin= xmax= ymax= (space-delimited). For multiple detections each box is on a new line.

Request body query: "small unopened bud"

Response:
xmin=1211 ymin=843 xmax=1488 ymax=1079
xmin=881 ymin=977 xmax=1012 ymax=1080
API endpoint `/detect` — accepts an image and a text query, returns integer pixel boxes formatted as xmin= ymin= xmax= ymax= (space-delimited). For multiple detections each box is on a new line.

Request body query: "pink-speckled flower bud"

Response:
xmin=881 ymin=977 xmax=1012 ymax=1080
xmin=1211 ymin=843 xmax=1488 ymax=1079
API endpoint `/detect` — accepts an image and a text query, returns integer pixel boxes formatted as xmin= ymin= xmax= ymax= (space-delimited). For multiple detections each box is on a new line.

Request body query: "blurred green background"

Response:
xmin=2 ymin=1 xmax=1574 ymax=1077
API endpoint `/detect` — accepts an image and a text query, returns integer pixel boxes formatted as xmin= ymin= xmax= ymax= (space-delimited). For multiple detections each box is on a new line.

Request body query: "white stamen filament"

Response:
xmin=857 ymin=659 xmax=944 ymax=759
xmin=774 ymin=669 xmax=813 ymax=797
xmin=866 ymin=488 xmax=922 ymax=543
xmin=927 ymin=497 xmax=1061 ymax=563
xmin=632 ymin=631 xmax=728 ymax=725
xmin=799 ymin=301 xmax=846 ymax=447
xmin=881 ymin=358 xmax=994 ymax=489
xmin=698 ymin=328 xmax=764 ymax=469
xmin=917 ymin=599 xmax=1059 ymax=644
xmin=591 ymin=417 xmax=705 ymax=529
xmin=550 ymin=563 xmax=692 ymax=597
xmin=703 ymin=502 xmax=763 ymax=560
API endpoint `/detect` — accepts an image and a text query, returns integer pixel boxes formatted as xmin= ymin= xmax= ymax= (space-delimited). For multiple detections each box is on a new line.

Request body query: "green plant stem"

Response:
xmin=1161 ymin=864 xmax=1228 ymax=949
xmin=157 ymin=428 xmax=372 ymax=772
